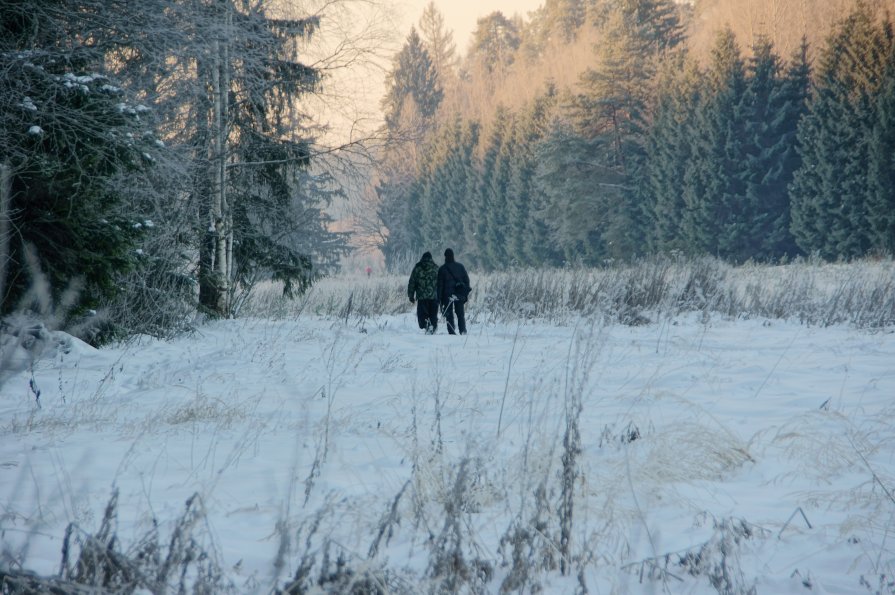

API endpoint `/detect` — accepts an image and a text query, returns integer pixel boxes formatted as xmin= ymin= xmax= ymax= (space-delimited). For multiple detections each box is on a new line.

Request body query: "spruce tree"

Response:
xmin=644 ymin=54 xmax=702 ymax=254
xmin=536 ymin=122 xmax=617 ymax=265
xmin=735 ymin=36 xmax=802 ymax=262
xmin=455 ymin=121 xmax=481 ymax=252
xmin=561 ymin=7 xmax=659 ymax=261
xmin=378 ymin=28 xmax=444 ymax=268
xmin=417 ymin=118 xmax=479 ymax=254
xmin=0 ymin=2 xmax=164 ymax=334
xmin=618 ymin=0 xmax=685 ymax=53
xmin=790 ymin=3 xmax=893 ymax=259
xmin=513 ymin=88 xmax=561 ymax=267
xmin=772 ymin=39 xmax=811 ymax=258
xmin=378 ymin=174 xmax=423 ymax=266
xmin=381 ymin=28 xmax=443 ymax=134
xmin=475 ymin=107 xmax=514 ymax=269
xmin=868 ymin=41 xmax=895 ymax=254
xmin=417 ymin=130 xmax=448 ymax=250
xmin=683 ymin=28 xmax=746 ymax=258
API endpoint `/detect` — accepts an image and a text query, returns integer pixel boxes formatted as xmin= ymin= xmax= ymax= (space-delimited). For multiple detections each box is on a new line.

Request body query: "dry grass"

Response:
xmin=3 ymin=256 xmax=893 ymax=594
xmin=244 ymin=255 xmax=895 ymax=330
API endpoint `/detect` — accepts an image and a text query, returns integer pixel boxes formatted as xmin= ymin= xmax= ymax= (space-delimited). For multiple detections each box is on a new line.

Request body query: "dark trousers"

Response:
xmin=442 ymin=299 xmax=466 ymax=335
xmin=416 ymin=299 xmax=438 ymax=333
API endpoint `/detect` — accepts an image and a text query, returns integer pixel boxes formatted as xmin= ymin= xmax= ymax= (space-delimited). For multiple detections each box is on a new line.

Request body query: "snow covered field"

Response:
xmin=2 ymin=268 xmax=894 ymax=593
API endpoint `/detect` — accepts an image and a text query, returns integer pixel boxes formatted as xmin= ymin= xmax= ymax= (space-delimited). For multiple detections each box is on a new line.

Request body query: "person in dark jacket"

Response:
xmin=407 ymin=251 xmax=440 ymax=334
xmin=437 ymin=248 xmax=470 ymax=335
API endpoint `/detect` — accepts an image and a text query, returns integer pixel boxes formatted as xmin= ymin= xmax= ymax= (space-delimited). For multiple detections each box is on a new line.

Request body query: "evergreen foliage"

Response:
xmin=468 ymin=12 xmax=522 ymax=76
xmin=220 ymin=7 xmax=345 ymax=309
xmin=378 ymin=173 xmax=424 ymax=267
xmin=868 ymin=41 xmax=895 ymax=254
xmin=375 ymin=0 xmax=895 ymax=272
xmin=535 ymin=1 xmax=682 ymax=264
xmin=790 ymin=2 xmax=894 ymax=259
xmin=738 ymin=37 xmax=809 ymax=260
xmin=543 ymin=0 xmax=588 ymax=44
xmin=536 ymin=121 xmax=618 ymax=265
xmin=0 ymin=5 xmax=163 ymax=337
xmin=416 ymin=118 xmax=480 ymax=254
xmin=644 ymin=54 xmax=702 ymax=254
xmin=510 ymin=89 xmax=561 ymax=267
xmin=1 ymin=0 xmax=350 ymax=337
xmin=684 ymin=28 xmax=747 ymax=258
xmin=606 ymin=0 xmax=686 ymax=54
xmin=381 ymin=28 xmax=443 ymax=134
xmin=377 ymin=26 xmax=445 ymax=269
xmin=475 ymin=107 xmax=515 ymax=268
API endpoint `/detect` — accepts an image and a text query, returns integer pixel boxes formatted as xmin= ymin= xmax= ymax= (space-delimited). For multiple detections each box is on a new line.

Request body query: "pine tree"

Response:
xmin=467 ymin=12 xmax=521 ymax=76
xmin=378 ymin=27 xmax=444 ymax=268
xmin=454 ymin=121 xmax=481 ymax=252
xmin=564 ymin=3 xmax=674 ymax=260
xmin=378 ymin=173 xmax=423 ymax=266
xmin=544 ymin=0 xmax=588 ymax=44
xmin=416 ymin=134 xmax=445 ymax=251
xmin=536 ymin=122 xmax=619 ymax=265
xmin=221 ymin=9 xmax=347 ymax=305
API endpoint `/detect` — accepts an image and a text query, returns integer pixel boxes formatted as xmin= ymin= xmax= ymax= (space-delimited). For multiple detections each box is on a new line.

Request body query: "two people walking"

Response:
xmin=407 ymin=248 xmax=470 ymax=335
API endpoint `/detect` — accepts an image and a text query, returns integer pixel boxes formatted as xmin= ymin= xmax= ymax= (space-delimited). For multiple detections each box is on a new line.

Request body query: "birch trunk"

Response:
xmin=219 ymin=7 xmax=232 ymax=314
xmin=0 ymin=162 xmax=11 ymax=306
xmin=199 ymin=9 xmax=232 ymax=318
xmin=196 ymin=51 xmax=217 ymax=315
xmin=211 ymin=36 xmax=229 ymax=316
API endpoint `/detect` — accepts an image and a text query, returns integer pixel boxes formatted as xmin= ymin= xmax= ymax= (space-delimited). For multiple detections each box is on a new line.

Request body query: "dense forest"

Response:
xmin=2 ymin=0 xmax=894 ymax=344
xmin=373 ymin=0 xmax=895 ymax=270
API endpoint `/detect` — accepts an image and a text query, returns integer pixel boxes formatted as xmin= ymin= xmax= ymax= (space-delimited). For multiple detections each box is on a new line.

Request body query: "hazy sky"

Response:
xmin=400 ymin=0 xmax=545 ymax=54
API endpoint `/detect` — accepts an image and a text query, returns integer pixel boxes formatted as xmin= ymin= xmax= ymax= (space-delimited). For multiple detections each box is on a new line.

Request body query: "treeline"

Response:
xmin=375 ymin=0 xmax=895 ymax=270
xmin=0 ymin=1 xmax=352 ymax=343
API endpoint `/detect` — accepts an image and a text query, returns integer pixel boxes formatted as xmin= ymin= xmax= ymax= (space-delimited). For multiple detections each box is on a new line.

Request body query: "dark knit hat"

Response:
xmin=444 ymin=248 xmax=454 ymax=262
xmin=422 ymin=251 xmax=432 ymax=260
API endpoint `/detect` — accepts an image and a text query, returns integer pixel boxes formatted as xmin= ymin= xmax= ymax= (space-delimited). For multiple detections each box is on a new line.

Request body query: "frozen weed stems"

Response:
xmin=304 ymin=330 xmax=371 ymax=504
xmin=244 ymin=256 xmax=894 ymax=330
xmin=800 ymin=413 xmax=895 ymax=588
xmin=558 ymin=323 xmax=603 ymax=578
xmin=0 ymin=489 xmax=235 ymax=594
xmin=496 ymin=370 xmax=562 ymax=592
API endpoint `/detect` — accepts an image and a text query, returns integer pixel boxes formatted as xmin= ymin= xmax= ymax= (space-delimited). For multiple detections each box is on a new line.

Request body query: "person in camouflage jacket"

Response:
xmin=407 ymin=251 xmax=439 ymax=334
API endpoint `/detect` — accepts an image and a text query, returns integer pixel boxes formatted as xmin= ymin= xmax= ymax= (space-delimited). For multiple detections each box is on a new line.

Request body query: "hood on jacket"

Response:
xmin=444 ymin=248 xmax=455 ymax=263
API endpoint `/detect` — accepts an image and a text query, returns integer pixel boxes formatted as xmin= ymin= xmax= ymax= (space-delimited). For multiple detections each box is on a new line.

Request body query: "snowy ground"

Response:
xmin=1 ymin=309 xmax=894 ymax=593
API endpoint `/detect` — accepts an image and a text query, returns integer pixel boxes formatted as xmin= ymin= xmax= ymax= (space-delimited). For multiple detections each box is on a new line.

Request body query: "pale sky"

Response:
xmin=303 ymin=0 xmax=547 ymax=147
xmin=400 ymin=0 xmax=545 ymax=55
